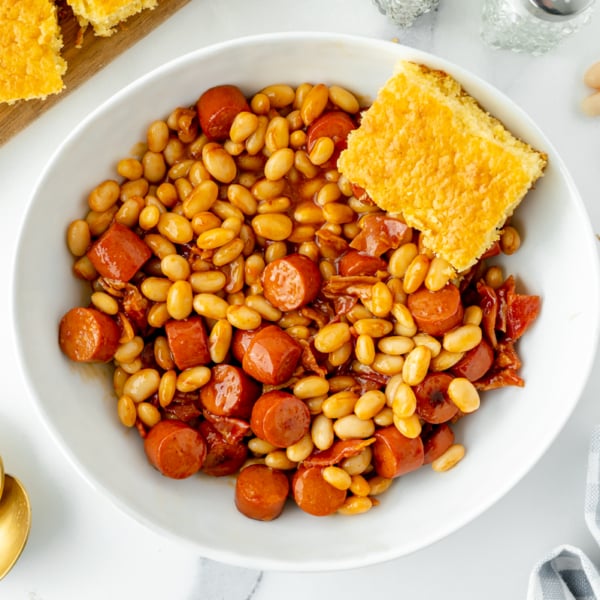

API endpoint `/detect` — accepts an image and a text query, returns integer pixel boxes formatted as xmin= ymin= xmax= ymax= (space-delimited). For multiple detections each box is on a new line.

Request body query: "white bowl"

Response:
xmin=13 ymin=32 xmax=600 ymax=571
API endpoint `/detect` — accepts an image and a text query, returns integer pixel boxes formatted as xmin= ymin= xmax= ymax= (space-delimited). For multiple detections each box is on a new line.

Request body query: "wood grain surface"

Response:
xmin=0 ymin=0 xmax=190 ymax=147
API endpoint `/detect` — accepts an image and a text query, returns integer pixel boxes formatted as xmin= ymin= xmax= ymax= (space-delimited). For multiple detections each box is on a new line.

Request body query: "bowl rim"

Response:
xmin=11 ymin=31 xmax=600 ymax=571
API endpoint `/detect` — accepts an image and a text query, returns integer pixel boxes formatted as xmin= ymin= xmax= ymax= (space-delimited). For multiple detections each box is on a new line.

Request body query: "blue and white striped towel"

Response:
xmin=528 ymin=428 xmax=600 ymax=599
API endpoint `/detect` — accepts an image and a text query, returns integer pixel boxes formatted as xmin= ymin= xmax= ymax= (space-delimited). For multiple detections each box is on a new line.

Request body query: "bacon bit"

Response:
xmin=348 ymin=363 xmax=390 ymax=390
xmin=477 ymin=281 xmax=499 ymax=347
xmin=495 ymin=277 xmax=512 ymax=334
xmin=506 ymin=291 xmax=541 ymax=341
xmin=122 ymin=284 xmax=150 ymax=333
xmin=135 ymin=419 xmax=147 ymax=439
xmin=200 ymin=421 xmax=248 ymax=477
xmin=315 ymin=229 xmax=349 ymax=258
xmin=202 ymin=410 xmax=251 ymax=445
xmin=333 ymin=295 xmax=358 ymax=315
xmin=162 ymin=390 xmax=202 ymax=422
xmin=322 ymin=275 xmax=380 ymax=300
xmin=299 ymin=339 xmax=328 ymax=378
xmin=163 ymin=403 xmax=202 ymax=422
xmin=474 ymin=368 xmax=524 ymax=391
xmin=97 ymin=277 xmax=126 ymax=296
xmin=300 ymin=305 xmax=330 ymax=329
xmin=494 ymin=341 xmax=522 ymax=370
xmin=352 ymin=375 xmax=387 ymax=394
xmin=349 ymin=214 xmax=412 ymax=257
xmin=303 ymin=438 xmax=376 ymax=467
xmin=481 ymin=241 xmax=501 ymax=259
xmin=350 ymin=184 xmax=374 ymax=204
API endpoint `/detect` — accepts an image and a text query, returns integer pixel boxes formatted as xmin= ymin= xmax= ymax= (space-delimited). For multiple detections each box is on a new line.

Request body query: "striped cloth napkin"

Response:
xmin=528 ymin=428 xmax=600 ymax=599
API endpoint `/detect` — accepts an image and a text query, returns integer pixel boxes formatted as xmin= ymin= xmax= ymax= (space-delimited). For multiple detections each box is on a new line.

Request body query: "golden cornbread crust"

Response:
xmin=66 ymin=0 xmax=158 ymax=36
xmin=0 ymin=0 xmax=67 ymax=103
xmin=338 ymin=61 xmax=547 ymax=272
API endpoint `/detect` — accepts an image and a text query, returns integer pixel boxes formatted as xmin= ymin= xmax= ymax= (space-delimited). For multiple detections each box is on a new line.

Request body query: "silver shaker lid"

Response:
xmin=524 ymin=0 xmax=595 ymax=21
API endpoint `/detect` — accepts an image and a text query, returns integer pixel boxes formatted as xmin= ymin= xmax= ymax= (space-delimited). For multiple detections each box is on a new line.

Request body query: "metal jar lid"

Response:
xmin=523 ymin=0 xmax=595 ymax=21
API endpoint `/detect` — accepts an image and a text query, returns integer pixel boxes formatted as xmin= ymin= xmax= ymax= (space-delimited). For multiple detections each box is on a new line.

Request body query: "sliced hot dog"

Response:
xmin=235 ymin=464 xmax=289 ymax=521
xmin=242 ymin=324 xmax=302 ymax=385
xmin=200 ymin=420 xmax=248 ymax=477
xmin=414 ymin=373 xmax=459 ymax=424
xmin=196 ymin=84 xmax=250 ymax=141
xmin=164 ymin=316 xmax=210 ymax=370
xmin=262 ymin=253 xmax=322 ymax=312
xmin=231 ymin=325 xmax=265 ymax=364
xmin=306 ymin=111 xmax=356 ymax=170
xmin=372 ymin=425 xmax=424 ymax=479
xmin=144 ymin=420 xmax=207 ymax=479
xmin=422 ymin=423 xmax=455 ymax=464
xmin=59 ymin=307 xmax=121 ymax=362
xmin=86 ymin=222 xmax=151 ymax=282
xmin=337 ymin=250 xmax=387 ymax=277
xmin=292 ymin=465 xmax=347 ymax=516
xmin=452 ymin=339 xmax=494 ymax=381
xmin=349 ymin=214 xmax=412 ymax=257
xmin=250 ymin=390 xmax=310 ymax=448
xmin=199 ymin=364 xmax=261 ymax=420
xmin=407 ymin=283 xmax=464 ymax=337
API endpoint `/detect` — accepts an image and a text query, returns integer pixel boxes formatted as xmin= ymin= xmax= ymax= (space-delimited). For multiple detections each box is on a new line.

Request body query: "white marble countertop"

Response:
xmin=2 ymin=0 xmax=600 ymax=598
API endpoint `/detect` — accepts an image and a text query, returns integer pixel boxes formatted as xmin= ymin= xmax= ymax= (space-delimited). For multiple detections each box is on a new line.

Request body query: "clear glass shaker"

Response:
xmin=481 ymin=0 xmax=596 ymax=55
xmin=372 ymin=0 xmax=440 ymax=28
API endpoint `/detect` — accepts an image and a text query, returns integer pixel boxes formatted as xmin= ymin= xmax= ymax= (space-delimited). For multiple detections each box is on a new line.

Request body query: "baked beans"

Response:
xmin=59 ymin=81 xmax=540 ymax=522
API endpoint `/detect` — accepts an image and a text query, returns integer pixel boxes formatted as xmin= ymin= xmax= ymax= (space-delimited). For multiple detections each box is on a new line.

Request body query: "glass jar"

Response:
xmin=372 ymin=0 xmax=440 ymax=28
xmin=481 ymin=0 xmax=595 ymax=55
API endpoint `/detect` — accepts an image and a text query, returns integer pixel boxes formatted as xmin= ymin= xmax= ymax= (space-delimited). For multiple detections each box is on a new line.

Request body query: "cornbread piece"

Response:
xmin=66 ymin=0 xmax=158 ymax=37
xmin=338 ymin=61 xmax=547 ymax=272
xmin=0 ymin=0 xmax=66 ymax=103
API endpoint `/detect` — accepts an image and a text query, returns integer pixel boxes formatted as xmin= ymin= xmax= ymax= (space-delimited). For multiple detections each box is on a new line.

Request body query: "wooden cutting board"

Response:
xmin=0 ymin=0 xmax=190 ymax=147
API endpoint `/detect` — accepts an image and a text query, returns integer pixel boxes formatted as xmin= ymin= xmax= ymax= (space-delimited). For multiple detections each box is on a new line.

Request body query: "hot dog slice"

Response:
xmin=407 ymin=283 xmax=464 ymax=337
xmin=250 ymin=390 xmax=310 ymax=448
xmin=338 ymin=250 xmax=387 ymax=277
xmin=349 ymin=214 xmax=412 ymax=257
xmin=196 ymin=84 xmax=250 ymax=141
xmin=231 ymin=325 xmax=265 ymax=364
xmin=306 ymin=111 xmax=356 ymax=170
xmin=422 ymin=423 xmax=455 ymax=464
xmin=451 ymin=339 xmax=494 ymax=381
xmin=414 ymin=373 xmax=458 ymax=424
xmin=372 ymin=425 xmax=424 ymax=479
xmin=199 ymin=364 xmax=261 ymax=420
xmin=262 ymin=254 xmax=322 ymax=312
xmin=86 ymin=222 xmax=151 ymax=282
xmin=59 ymin=307 xmax=121 ymax=362
xmin=165 ymin=316 xmax=210 ymax=370
xmin=144 ymin=420 xmax=207 ymax=479
xmin=292 ymin=465 xmax=347 ymax=516
xmin=235 ymin=464 xmax=290 ymax=521
xmin=242 ymin=325 xmax=302 ymax=385
xmin=200 ymin=420 xmax=248 ymax=477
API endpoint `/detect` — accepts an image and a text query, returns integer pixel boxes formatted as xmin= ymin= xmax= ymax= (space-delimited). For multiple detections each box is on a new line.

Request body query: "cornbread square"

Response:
xmin=0 ymin=0 xmax=66 ymax=104
xmin=66 ymin=0 xmax=158 ymax=37
xmin=338 ymin=61 xmax=547 ymax=272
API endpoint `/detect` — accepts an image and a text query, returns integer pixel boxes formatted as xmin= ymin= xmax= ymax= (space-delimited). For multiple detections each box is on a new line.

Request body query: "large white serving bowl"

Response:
xmin=12 ymin=32 xmax=600 ymax=571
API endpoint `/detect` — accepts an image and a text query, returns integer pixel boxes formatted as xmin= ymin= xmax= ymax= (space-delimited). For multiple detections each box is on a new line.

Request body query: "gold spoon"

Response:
xmin=0 ymin=457 xmax=31 ymax=580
